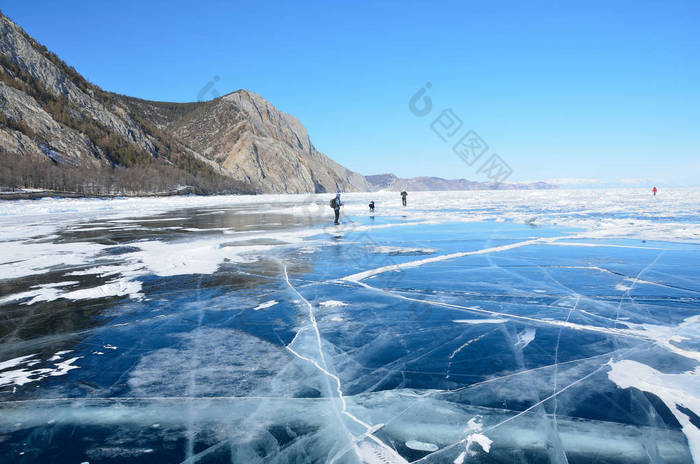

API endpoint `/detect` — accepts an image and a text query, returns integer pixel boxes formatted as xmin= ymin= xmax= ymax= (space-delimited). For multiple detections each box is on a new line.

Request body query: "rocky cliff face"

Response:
xmin=156 ymin=90 xmax=369 ymax=193
xmin=0 ymin=13 xmax=367 ymax=194
xmin=0 ymin=16 xmax=155 ymax=161
xmin=0 ymin=81 xmax=102 ymax=167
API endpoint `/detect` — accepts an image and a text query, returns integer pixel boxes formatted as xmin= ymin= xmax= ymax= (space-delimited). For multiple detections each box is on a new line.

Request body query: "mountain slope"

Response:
xmin=365 ymin=174 xmax=557 ymax=191
xmin=0 ymin=12 xmax=367 ymax=194
xmin=127 ymin=90 xmax=369 ymax=193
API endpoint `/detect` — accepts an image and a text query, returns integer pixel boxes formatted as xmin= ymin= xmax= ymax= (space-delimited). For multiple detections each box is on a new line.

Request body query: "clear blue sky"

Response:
xmin=2 ymin=0 xmax=699 ymax=186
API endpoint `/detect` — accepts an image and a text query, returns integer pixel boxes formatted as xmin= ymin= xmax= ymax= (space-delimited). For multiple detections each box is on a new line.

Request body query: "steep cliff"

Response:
xmin=127 ymin=90 xmax=369 ymax=193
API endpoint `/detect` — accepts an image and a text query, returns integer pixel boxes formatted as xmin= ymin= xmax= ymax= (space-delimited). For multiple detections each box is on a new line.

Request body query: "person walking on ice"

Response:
xmin=330 ymin=193 xmax=342 ymax=224
xmin=400 ymin=189 xmax=408 ymax=206
xmin=369 ymin=200 xmax=375 ymax=213
xmin=652 ymin=186 xmax=657 ymax=196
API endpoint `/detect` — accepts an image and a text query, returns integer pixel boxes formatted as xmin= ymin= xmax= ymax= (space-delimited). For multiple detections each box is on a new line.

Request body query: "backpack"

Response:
xmin=330 ymin=198 xmax=338 ymax=208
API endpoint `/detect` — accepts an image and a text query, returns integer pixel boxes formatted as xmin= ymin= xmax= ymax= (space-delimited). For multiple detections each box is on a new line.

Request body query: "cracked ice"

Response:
xmin=0 ymin=189 xmax=699 ymax=463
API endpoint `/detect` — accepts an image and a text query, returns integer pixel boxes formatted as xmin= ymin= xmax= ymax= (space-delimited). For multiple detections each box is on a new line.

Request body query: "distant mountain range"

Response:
xmin=365 ymin=174 xmax=556 ymax=191
xmin=0 ymin=12 xmax=554 ymax=196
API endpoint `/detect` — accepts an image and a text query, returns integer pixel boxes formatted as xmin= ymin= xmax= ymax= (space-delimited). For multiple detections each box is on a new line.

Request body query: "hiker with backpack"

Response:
xmin=369 ymin=200 xmax=375 ymax=213
xmin=330 ymin=193 xmax=342 ymax=224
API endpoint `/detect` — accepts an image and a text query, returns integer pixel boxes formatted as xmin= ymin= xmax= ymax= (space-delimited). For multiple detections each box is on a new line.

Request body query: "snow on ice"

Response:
xmin=0 ymin=188 xmax=699 ymax=462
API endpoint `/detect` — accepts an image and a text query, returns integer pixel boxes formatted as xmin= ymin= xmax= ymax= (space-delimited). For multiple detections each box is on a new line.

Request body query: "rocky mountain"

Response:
xmin=125 ymin=91 xmax=369 ymax=193
xmin=0 ymin=12 xmax=367 ymax=195
xmin=365 ymin=174 xmax=557 ymax=191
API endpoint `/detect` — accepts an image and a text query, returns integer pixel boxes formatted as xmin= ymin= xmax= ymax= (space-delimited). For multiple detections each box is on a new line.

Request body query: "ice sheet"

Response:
xmin=0 ymin=189 xmax=698 ymax=463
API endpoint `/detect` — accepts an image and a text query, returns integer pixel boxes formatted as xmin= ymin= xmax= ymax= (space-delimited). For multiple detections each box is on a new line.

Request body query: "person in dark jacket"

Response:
xmin=369 ymin=200 xmax=375 ymax=213
xmin=400 ymin=190 xmax=408 ymax=206
xmin=330 ymin=193 xmax=342 ymax=224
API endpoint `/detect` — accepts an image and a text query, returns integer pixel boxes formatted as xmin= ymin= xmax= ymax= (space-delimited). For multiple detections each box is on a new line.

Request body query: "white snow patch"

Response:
xmin=371 ymin=246 xmax=437 ymax=255
xmin=0 ymin=354 xmax=37 ymax=371
xmin=452 ymin=415 xmax=493 ymax=461
xmin=405 ymin=440 xmax=439 ymax=451
xmin=468 ymin=433 xmax=493 ymax=454
xmin=48 ymin=350 xmax=72 ymax=362
xmin=67 ymin=262 xmax=143 ymax=277
xmin=623 ymin=316 xmax=700 ymax=362
xmin=0 ymin=281 xmax=79 ymax=306
xmin=608 ymin=359 xmax=700 ymax=463
xmin=62 ymin=279 xmax=143 ymax=301
xmin=0 ymin=356 xmax=81 ymax=387
xmin=515 ymin=328 xmax=536 ymax=350
xmin=319 ymin=300 xmax=348 ymax=308
xmin=254 ymin=300 xmax=278 ymax=311
xmin=0 ymin=240 xmax=106 ymax=280
xmin=0 ymin=276 xmax=141 ymax=305
xmin=465 ymin=417 xmax=492 ymax=455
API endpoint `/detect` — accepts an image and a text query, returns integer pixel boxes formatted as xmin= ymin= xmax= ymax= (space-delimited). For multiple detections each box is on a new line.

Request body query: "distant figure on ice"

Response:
xmin=369 ymin=200 xmax=375 ymax=213
xmin=400 ymin=189 xmax=408 ymax=206
xmin=652 ymin=186 xmax=657 ymax=196
xmin=330 ymin=193 xmax=342 ymax=224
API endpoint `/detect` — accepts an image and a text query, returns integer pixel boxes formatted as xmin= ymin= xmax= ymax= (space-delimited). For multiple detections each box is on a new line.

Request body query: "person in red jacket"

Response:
xmin=652 ymin=186 xmax=657 ymax=196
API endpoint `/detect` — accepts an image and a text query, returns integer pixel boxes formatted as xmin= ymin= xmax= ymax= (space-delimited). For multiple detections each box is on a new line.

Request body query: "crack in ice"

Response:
xmin=279 ymin=261 xmax=407 ymax=463
xmin=342 ymin=237 xmax=573 ymax=282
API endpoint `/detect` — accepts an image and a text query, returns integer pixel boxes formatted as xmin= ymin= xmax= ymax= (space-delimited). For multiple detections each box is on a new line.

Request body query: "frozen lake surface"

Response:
xmin=0 ymin=189 xmax=699 ymax=463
